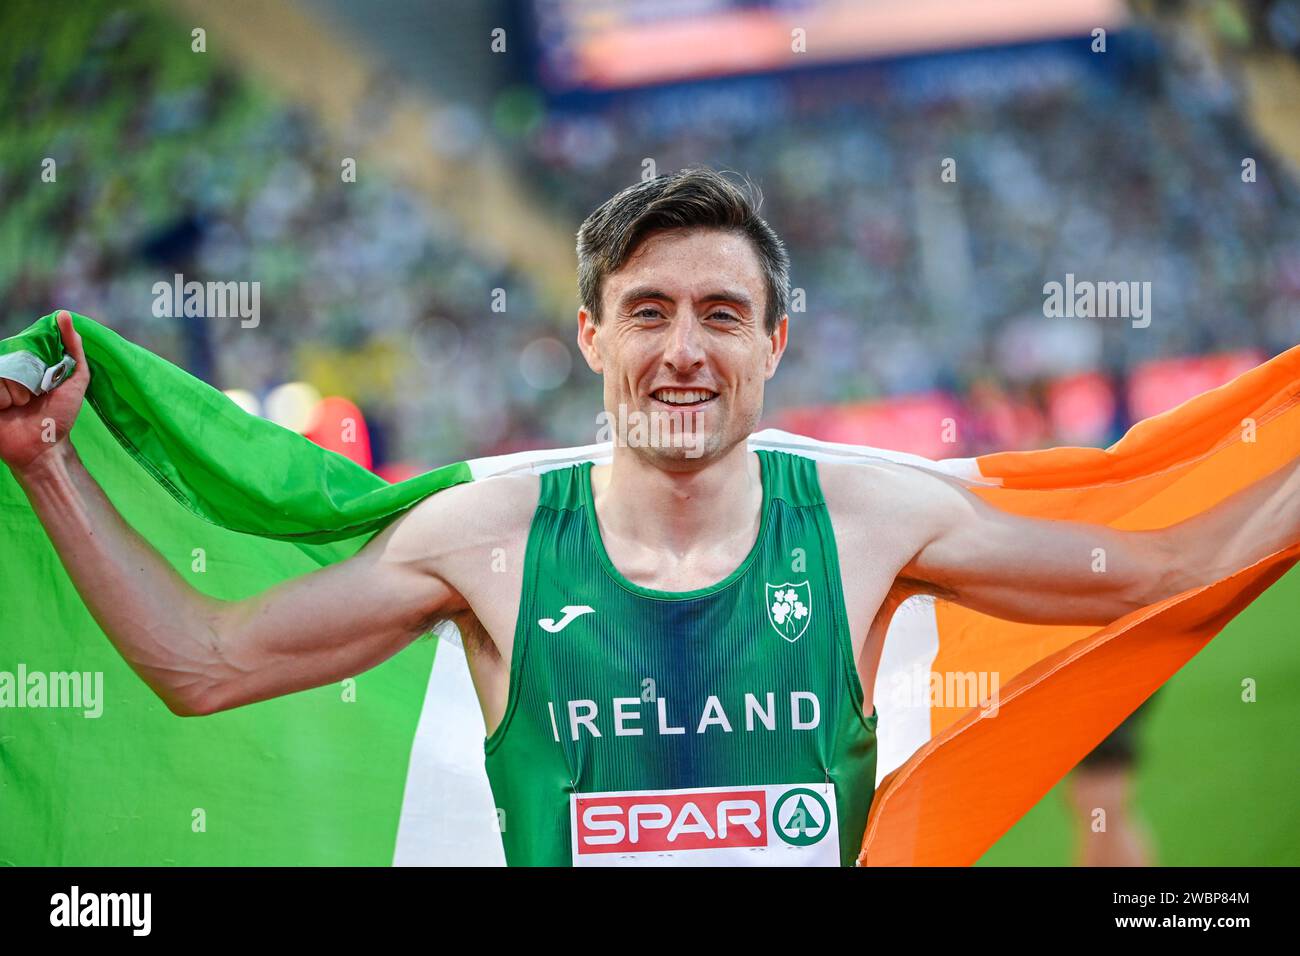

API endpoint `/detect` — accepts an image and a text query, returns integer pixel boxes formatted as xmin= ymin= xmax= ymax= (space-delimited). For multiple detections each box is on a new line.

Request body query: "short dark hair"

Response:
xmin=576 ymin=166 xmax=791 ymax=336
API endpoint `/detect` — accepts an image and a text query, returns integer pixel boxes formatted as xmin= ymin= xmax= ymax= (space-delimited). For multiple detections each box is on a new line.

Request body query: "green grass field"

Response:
xmin=978 ymin=563 xmax=1300 ymax=866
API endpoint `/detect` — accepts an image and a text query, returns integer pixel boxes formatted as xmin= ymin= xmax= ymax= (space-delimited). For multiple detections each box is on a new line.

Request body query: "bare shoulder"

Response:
xmin=380 ymin=472 xmax=541 ymax=571
xmin=817 ymin=457 xmax=961 ymax=542
xmin=817 ymin=457 xmax=933 ymax=513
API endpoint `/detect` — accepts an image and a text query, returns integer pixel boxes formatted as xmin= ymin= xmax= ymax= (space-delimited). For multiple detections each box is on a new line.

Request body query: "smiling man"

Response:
xmin=5 ymin=167 xmax=1300 ymax=866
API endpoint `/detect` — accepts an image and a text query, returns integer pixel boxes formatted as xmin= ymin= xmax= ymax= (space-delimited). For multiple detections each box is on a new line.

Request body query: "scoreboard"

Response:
xmin=529 ymin=0 xmax=1128 ymax=92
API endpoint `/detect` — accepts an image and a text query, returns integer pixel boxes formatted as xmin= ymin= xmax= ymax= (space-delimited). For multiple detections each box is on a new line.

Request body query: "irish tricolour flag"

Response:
xmin=3 ymin=312 xmax=1298 ymax=865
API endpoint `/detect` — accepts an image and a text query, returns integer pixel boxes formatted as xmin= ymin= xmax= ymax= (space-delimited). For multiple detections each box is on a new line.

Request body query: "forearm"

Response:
xmin=13 ymin=441 xmax=226 ymax=714
xmin=1161 ymin=456 xmax=1300 ymax=594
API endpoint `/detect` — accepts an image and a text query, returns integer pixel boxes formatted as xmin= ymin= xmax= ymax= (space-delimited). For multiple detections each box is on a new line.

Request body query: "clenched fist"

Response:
xmin=0 ymin=310 xmax=90 ymax=475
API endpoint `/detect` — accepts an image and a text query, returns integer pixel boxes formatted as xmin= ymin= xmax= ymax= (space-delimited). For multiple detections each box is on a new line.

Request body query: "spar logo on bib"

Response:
xmin=771 ymin=787 xmax=832 ymax=846
xmin=570 ymin=783 xmax=839 ymax=866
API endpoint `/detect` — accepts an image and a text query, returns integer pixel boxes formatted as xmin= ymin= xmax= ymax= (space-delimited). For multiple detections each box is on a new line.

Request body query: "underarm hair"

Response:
xmin=894 ymin=575 xmax=958 ymax=603
xmin=415 ymin=619 xmax=447 ymax=643
xmin=433 ymin=609 xmax=495 ymax=656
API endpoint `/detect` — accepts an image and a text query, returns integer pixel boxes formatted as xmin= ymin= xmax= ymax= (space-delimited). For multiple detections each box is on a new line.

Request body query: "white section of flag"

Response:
xmin=392 ymin=633 xmax=504 ymax=866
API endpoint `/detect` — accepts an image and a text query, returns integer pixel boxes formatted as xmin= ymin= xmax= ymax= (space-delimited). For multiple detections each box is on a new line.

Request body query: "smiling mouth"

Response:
xmin=650 ymin=388 xmax=719 ymax=409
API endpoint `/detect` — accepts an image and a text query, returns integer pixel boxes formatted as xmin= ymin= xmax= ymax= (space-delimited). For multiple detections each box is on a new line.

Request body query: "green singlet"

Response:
xmin=484 ymin=448 xmax=878 ymax=866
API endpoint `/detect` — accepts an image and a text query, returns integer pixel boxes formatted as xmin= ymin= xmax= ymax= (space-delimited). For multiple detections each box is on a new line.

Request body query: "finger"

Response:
xmin=6 ymin=378 xmax=32 ymax=407
xmin=56 ymin=309 xmax=89 ymax=369
xmin=0 ymin=380 xmax=13 ymax=411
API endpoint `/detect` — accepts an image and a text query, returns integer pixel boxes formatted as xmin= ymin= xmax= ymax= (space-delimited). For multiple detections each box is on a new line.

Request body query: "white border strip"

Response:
xmin=0 ymin=350 xmax=47 ymax=395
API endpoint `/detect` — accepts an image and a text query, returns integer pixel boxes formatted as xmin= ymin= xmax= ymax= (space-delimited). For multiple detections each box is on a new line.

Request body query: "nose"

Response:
xmin=663 ymin=312 xmax=706 ymax=374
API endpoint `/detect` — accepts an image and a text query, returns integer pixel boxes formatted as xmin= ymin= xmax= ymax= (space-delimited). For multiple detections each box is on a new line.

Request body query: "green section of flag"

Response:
xmin=0 ymin=313 xmax=468 ymax=864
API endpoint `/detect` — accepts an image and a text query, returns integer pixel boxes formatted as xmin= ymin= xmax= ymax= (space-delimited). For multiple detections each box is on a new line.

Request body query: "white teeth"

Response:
xmin=653 ymin=389 xmax=714 ymax=405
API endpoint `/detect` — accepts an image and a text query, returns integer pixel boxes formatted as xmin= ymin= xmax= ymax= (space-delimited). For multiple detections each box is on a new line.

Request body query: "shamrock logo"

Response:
xmin=765 ymin=581 xmax=812 ymax=643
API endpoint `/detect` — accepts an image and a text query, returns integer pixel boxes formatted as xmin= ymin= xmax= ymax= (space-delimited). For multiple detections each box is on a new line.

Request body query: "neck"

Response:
xmin=591 ymin=442 xmax=762 ymax=558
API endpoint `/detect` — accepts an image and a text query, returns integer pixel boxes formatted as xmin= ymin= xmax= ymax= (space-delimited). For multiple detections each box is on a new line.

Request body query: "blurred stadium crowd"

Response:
xmin=3 ymin=0 xmax=1299 ymax=469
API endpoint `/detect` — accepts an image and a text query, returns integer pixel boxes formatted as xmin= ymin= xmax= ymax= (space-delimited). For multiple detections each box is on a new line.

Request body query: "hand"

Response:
xmin=0 ymin=310 xmax=90 ymax=475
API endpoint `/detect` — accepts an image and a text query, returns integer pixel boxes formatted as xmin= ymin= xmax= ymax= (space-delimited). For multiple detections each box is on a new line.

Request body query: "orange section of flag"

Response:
xmin=859 ymin=344 xmax=1300 ymax=866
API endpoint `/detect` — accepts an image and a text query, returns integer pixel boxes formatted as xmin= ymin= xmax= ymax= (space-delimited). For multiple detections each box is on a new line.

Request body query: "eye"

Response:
xmin=708 ymin=311 xmax=740 ymax=323
xmin=633 ymin=307 xmax=665 ymax=320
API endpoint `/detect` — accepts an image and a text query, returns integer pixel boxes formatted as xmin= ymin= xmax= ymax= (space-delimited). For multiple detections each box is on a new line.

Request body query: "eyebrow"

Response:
xmin=618 ymin=286 xmax=754 ymax=313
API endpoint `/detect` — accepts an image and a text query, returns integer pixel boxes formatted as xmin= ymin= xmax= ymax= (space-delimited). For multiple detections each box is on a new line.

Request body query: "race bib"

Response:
xmin=570 ymin=783 xmax=840 ymax=866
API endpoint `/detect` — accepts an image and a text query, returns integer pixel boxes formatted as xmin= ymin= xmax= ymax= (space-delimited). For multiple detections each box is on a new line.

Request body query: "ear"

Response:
xmin=577 ymin=307 xmax=604 ymax=374
xmin=764 ymin=314 xmax=788 ymax=380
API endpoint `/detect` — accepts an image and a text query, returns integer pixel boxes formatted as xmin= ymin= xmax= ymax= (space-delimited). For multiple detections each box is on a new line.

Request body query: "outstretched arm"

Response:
xmin=3 ymin=312 xmax=465 ymax=716
xmin=883 ymin=456 xmax=1300 ymax=627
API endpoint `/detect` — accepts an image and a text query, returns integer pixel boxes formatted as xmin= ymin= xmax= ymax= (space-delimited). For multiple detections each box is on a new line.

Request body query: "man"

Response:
xmin=3 ymin=167 xmax=1298 ymax=866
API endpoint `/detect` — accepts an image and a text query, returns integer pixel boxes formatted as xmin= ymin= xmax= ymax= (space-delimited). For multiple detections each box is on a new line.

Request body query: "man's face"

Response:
xmin=577 ymin=227 xmax=788 ymax=468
